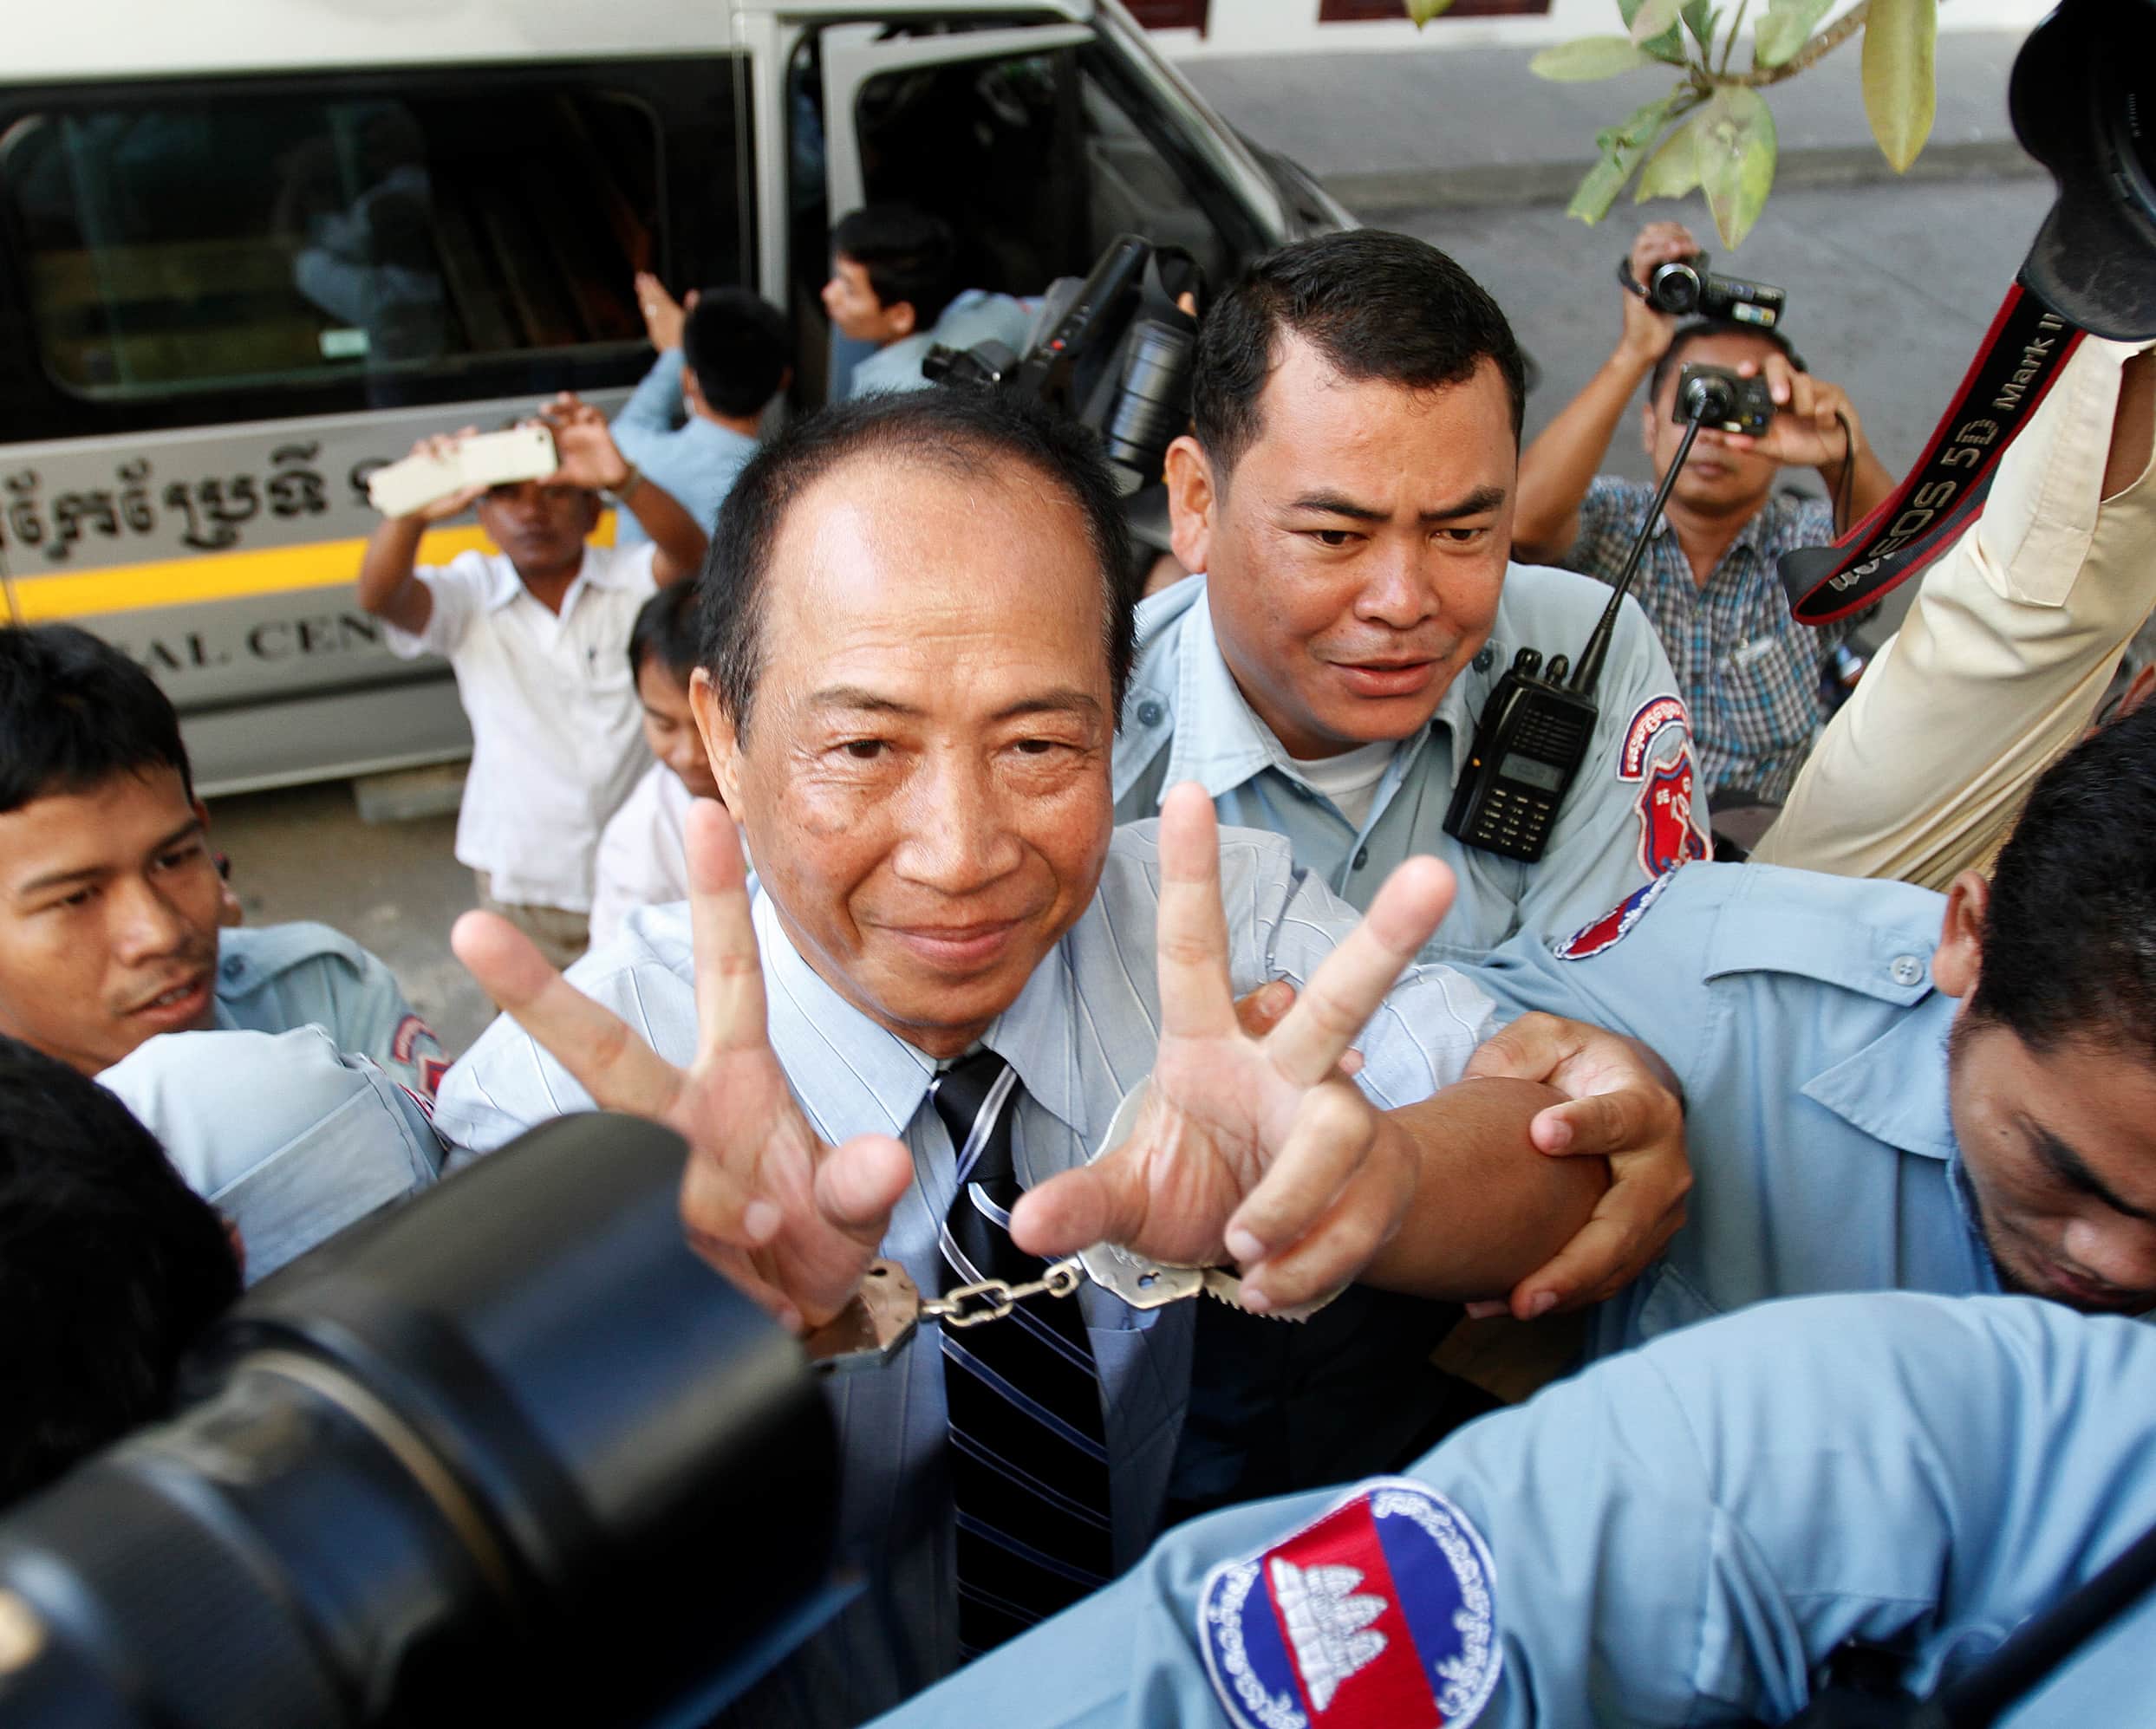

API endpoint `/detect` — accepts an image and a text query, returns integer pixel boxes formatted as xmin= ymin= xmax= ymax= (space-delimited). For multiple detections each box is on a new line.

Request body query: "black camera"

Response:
xmin=1673 ymin=362 xmax=1775 ymax=437
xmin=2012 ymin=0 xmax=2156 ymax=339
xmin=1621 ymin=250 xmax=1787 ymax=330
xmin=0 ymin=1114 xmax=841 ymax=1729
xmin=927 ymin=234 xmax=1202 ymax=513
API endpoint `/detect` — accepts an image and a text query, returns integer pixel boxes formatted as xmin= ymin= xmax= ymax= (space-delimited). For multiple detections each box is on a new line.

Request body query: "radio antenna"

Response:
xmin=1571 ymin=385 xmax=1718 ymax=697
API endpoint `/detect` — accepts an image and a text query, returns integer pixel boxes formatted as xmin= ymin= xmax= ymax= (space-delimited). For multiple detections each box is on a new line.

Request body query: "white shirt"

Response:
xmin=384 ymin=542 xmax=661 ymax=910
xmin=1286 ymin=738 xmax=1395 ymax=829
xmin=589 ymin=759 xmax=695 ymax=947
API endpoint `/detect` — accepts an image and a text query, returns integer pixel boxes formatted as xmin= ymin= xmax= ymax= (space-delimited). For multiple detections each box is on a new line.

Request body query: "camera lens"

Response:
xmin=1647 ymin=261 xmax=1703 ymax=315
xmin=1679 ymin=373 xmax=1736 ymax=426
xmin=1103 ymin=319 xmax=1195 ymax=494
xmin=2101 ymin=29 xmax=2156 ymax=230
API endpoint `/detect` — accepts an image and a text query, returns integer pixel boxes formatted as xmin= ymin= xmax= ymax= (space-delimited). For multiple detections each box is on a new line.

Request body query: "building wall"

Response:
xmin=1144 ymin=0 xmax=2052 ymax=59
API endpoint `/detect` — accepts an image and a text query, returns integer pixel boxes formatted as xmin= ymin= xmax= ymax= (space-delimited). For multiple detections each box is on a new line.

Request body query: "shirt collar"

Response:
xmin=1799 ymin=991 xmax=1961 ymax=1163
xmin=483 ymin=545 xmax=620 ymax=614
xmin=751 ymin=889 xmax=1092 ymax=1143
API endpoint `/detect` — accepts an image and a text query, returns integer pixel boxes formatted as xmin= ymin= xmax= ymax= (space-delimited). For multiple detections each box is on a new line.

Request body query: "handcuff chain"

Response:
xmin=921 ymin=1256 xmax=1085 ymax=1329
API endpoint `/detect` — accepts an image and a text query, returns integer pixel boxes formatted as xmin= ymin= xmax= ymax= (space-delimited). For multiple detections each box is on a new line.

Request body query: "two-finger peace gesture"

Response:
xmin=452 ymin=802 xmax=911 ymax=1331
xmin=1010 ymin=784 xmax=1456 ymax=1314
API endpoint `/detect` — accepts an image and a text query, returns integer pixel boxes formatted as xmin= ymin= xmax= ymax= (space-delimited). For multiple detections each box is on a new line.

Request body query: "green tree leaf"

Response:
xmin=1754 ymin=0 xmax=1834 ymax=68
xmin=1406 ymin=0 xmax=1458 ymax=23
xmin=1635 ymin=109 xmax=1705 ymax=201
xmin=1681 ymin=0 xmax=1716 ymax=49
xmin=1696 ymin=85 xmax=1778 ymax=247
xmin=1567 ymin=94 xmax=1680 ymax=224
xmin=1618 ymin=0 xmax=1690 ymax=62
xmin=1627 ymin=0 xmax=1684 ymax=46
xmin=1863 ymin=0 xmax=1938 ymax=172
xmin=1530 ymin=36 xmax=1659 ymax=81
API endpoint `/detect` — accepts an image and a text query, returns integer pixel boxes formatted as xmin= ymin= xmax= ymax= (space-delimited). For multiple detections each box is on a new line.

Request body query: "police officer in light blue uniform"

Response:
xmin=864 ymin=1291 xmax=2156 ymax=1729
xmin=1458 ymin=699 xmax=2156 ymax=1357
xmin=1121 ymin=232 xmax=1709 ymax=961
xmin=1137 ymin=231 xmax=1708 ymax=1508
xmin=101 ymin=1025 xmax=441 ymax=1284
xmin=0 ymin=624 xmax=447 ymax=1281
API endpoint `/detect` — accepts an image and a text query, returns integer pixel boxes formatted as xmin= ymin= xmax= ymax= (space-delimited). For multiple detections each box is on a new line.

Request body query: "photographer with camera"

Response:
xmin=1513 ymin=221 xmax=1897 ymax=809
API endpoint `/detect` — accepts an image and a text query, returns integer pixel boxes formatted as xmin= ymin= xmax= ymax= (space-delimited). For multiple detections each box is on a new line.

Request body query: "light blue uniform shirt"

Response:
xmin=212 ymin=920 xmax=446 ymax=1098
xmin=609 ymin=348 xmax=760 ymax=543
xmin=431 ymin=822 xmax=1495 ymax=1729
xmin=866 ymin=1291 xmax=2156 ymax=1728
xmin=100 ymin=1026 xmax=442 ymax=1284
xmin=845 ymin=289 xmax=1036 ymax=398
xmin=1462 ymin=861 xmax=2003 ymax=1359
xmin=1116 ymin=569 xmax=1709 ymax=965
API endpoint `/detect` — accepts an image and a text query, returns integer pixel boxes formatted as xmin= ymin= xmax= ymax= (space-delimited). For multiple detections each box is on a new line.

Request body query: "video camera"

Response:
xmin=1619 ymin=250 xmax=1787 ymax=331
xmin=0 ymin=1115 xmax=842 ymax=1729
xmin=925 ymin=234 xmax=1203 ymax=544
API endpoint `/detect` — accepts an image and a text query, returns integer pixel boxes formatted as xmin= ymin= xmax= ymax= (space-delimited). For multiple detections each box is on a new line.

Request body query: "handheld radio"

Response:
xmin=1444 ymin=367 xmax=1734 ymax=861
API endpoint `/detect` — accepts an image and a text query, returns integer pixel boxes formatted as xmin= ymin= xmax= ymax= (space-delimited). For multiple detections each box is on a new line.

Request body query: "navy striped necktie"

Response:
xmin=932 ymin=1049 xmax=1113 ymax=1658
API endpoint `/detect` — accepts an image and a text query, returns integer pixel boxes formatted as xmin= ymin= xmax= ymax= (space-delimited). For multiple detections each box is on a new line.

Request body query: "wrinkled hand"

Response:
xmin=1619 ymin=220 xmax=1699 ymax=363
xmin=635 ymin=270 xmax=687 ymax=351
xmin=1724 ymin=359 xmax=1866 ymax=475
xmin=1011 ymin=785 xmax=1455 ymax=1314
xmin=1460 ymin=1011 xmax=1687 ymax=1319
xmin=538 ymin=392 xmax=633 ymax=492
xmin=405 ymin=426 xmax=485 ymax=522
xmin=451 ymin=802 xmax=913 ymax=1332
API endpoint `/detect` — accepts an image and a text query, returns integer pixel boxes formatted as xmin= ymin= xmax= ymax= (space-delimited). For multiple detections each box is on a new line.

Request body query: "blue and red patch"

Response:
xmin=1198 ymin=1479 xmax=1501 ymax=1729
xmin=1553 ymin=868 xmax=1677 ymax=960
xmin=1637 ymin=749 xmax=1710 ymax=877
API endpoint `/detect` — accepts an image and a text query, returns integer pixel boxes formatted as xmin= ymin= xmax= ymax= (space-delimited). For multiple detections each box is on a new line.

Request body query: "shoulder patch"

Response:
xmin=1637 ymin=749 xmax=1710 ymax=877
xmin=1617 ymin=694 xmax=1690 ymax=782
xmin=1198 ymin=1478 xmax=1501 ymax=1729
xmin=1554 ymin=868 xmax=1677 ymax=960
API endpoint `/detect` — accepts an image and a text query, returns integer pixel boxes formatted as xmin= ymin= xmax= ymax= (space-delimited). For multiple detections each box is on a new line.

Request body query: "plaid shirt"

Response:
xmin=1563 ymin=477 xmax=1861 ymax=805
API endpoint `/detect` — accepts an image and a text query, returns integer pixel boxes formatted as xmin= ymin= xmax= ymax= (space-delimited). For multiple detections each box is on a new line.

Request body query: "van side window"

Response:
xmin=0 ymin=64 xmax=749 ymax=439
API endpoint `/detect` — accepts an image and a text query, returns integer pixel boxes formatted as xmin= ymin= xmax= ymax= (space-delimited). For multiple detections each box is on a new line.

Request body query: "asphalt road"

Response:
xmin=209 ymin=173 xmax=2058 ymax=1060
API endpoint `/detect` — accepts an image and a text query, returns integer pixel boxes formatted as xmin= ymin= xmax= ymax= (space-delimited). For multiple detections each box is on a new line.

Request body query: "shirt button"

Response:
xmin=1353 ymin=846 xmax=1371 ymax=870
xmin=221 ymin=957 xmax=244 ymax=981
xmin=1472 ymin=647 xmax=1495 ymax=673
xmin=1135 ymin=699 xmax=1165 ymax=728
xmin=1890 ymin=954 xmax=1925 ymax=987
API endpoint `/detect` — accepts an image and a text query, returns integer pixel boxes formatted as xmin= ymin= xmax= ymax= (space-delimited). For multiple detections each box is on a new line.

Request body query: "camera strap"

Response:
xmin=1778 ymin=279 xmax=2086 ymax=625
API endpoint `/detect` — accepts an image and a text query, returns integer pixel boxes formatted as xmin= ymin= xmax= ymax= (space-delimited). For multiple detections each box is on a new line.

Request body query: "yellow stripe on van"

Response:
xmin=6 ymin=513 xmax=620 ymax=622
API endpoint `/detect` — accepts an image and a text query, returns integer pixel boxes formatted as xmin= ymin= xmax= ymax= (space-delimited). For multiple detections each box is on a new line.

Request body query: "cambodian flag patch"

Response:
xmin=1198 ymin=1478 xmax=1501 ymax=1729
xmin=1553 ymin=868 xmax=1676 ymax=961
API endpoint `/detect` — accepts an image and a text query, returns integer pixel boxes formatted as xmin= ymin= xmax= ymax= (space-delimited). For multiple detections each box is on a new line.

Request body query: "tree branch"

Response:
xmin=1725 ymin=0 xmax=1871 ymax=87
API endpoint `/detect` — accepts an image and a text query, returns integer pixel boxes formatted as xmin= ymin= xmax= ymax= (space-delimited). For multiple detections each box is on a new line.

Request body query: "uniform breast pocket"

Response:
xmin=1720 ymin=629 xmax=1821 ymax=759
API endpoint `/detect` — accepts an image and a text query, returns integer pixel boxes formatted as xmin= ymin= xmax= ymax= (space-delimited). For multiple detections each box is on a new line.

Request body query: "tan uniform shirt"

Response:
xmin=1754 ymin=336 xmax=2156 ymax=889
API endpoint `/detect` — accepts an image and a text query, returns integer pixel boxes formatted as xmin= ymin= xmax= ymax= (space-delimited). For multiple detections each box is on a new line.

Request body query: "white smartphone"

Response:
xmin=367 ymin=425 xmax=559 ymax=518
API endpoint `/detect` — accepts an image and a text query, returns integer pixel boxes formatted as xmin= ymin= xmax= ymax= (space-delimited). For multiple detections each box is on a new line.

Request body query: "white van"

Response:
xmin=0 ymin=0 xmax=1347 ymax=792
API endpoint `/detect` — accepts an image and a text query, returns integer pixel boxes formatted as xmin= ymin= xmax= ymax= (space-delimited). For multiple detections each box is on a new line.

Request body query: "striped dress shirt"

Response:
xmin=431 ymin=822 xmax=1496 ymax=1729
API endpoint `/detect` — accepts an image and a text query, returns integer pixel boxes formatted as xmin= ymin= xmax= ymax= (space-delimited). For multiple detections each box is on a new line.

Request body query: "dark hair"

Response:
xmin=1971 ymin=704 xmax=2156 ymax=1058
xmin=0 ymin=1034 xmax=240 ymax=1506
xmin=830 ymin=205 xmax=960 ymax=329
xmin=702 ymin=390 xmax=1137 ymax=738
xmin=1192 ymin=231 xmax=1527 ymax=476
xmin=683 ymin=288 xmax=791 ymax=419
xmin=1648 ymin=318 xmax=1808 ymax=403
xmin=627 ymin=581 xmax=705 ymax=686
xmin=0 ymin=624 xmax=192 ymax=815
